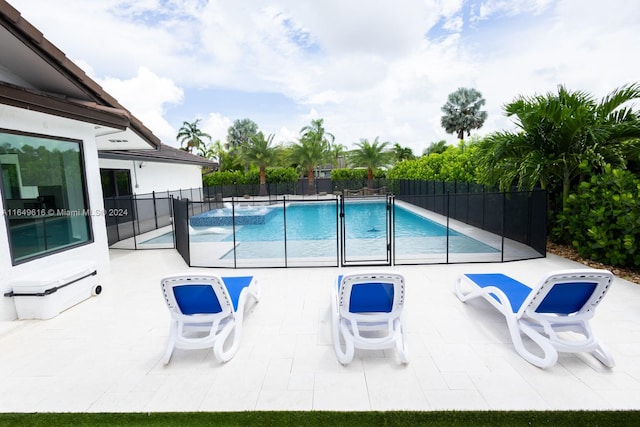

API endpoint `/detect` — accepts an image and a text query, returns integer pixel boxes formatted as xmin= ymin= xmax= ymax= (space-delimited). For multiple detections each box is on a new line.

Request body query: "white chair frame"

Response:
xmin=332 ymin=272 xmax=408 ymax=365
xmin=161 ymin=274 xmax=259 ymax=364
xmin=455 ymin=269 xmax=614 ymax=368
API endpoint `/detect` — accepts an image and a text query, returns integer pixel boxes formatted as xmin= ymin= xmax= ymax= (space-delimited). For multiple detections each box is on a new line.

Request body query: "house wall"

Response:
xmin=0 ymin=104 xmax=110 ymax=320
xmin=99 ymin=158 xmax=204 ymax=197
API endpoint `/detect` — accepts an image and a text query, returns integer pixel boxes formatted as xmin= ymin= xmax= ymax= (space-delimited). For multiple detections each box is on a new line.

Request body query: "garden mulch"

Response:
xmin=547 ymin=240 xmax=640 ymax=285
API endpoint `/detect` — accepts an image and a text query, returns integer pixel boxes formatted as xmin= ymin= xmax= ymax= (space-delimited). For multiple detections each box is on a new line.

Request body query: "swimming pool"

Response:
xmin=142 ymin=201 xmax=499 ymax=261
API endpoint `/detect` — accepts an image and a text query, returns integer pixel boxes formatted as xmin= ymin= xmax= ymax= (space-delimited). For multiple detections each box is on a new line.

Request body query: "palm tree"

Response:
xmin=176 ymin=119 xmax=211 ymax=154
xmin=391 ymin=143 xmax=415 ymax=162
xmin=477 ymin=83 xmax=640 ymax=209
xmin=300 ymin=118 xmax=335 ymax=147
xmin=200 ymin=140 xmax=223 ymax=161
xmin=244 ymin=132 xmax=279 ymax=196
xmin=226 ymin=118 xmax=259 ymax=171
xmin=349 ymin=137 xmax=392 ymax=187
xmin=329 ymin=142 xmax=348 ymax=168
xmin=290 ymin=119 xmax=334 ymax=194
xmin=441 ymin=88 xmax=488 ymax=141
xmin=423 ymin=140 xmax=448 ymax=156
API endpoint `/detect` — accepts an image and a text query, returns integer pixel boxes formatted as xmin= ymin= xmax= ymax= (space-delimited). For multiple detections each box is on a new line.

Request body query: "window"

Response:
xmin=100 ymin=168 xmax=132 ymax=198
xmin=0 ymin=130 xmax=92 ymax=264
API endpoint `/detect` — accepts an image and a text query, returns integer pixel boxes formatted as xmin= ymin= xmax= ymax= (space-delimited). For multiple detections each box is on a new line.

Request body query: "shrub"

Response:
xmin=203 ymin=167 xmax=297 ymax=186
xmin=387 ymin=144 xmax=478 ymax=182
xmin=330 ymin=168 xmax=368 ymax=181
xmin=265 ymin=167 xmax=298 ymax=183
xmin=202 ymin=170 xmax=247 ymax=186
xmin=552 ymin=166 xmax=640 ymax=267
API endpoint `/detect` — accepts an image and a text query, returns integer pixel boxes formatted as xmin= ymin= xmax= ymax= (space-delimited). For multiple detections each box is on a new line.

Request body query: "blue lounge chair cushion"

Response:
xmin=221 ymin=276 xmax=254 ymax=311
xmin=338 ymin=275 xmax=394 ymax=313
xmin=173 ymin=276 xmax=254 ymax=314
xmin=174 ymin=284 xmax=222 ymax=315
xmin=535 ymin=282 xmax=597 ymax=314
xmin=464 ymin=273 xmax=531 ymax=313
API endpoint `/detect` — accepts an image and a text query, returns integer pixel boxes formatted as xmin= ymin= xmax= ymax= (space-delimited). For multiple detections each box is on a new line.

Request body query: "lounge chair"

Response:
xmin=160 ymin=274 xmax=260 ymax=364
xmin=332 ymin=272 xmax=408 ymax=364
xmin=455 ymin=269 xmax=615 ymax=368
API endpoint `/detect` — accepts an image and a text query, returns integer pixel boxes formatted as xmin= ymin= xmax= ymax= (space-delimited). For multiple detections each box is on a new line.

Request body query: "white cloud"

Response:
xmin=98 ymin=67 xmax=184 ymax=146
xmin=476 ymin=0 xmax=554 ymax=20
xmin=8 ymin=0 xmax=640 ymax=155
xmin=201 ymin=113 xmax=232 ymax=146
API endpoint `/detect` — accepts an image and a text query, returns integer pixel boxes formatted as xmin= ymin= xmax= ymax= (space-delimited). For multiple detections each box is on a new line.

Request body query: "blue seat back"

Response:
xmin=535 ymin=282 xmax=597 ymax=314
xmin=173 ymin=284 xmax=222 ymax=315
xmin=349 ymin=282 xmax=394 ymax=313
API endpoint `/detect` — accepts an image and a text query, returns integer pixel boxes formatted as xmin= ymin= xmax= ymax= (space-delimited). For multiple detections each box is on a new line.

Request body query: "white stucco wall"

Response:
xmin=0 ymin=104 xmax=110 ymax=320
xmin=99 ymin=158 xmax=204 ymax=198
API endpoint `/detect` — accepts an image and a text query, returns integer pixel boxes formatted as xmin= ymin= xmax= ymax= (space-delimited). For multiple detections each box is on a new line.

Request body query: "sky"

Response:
xmin=8 ymin=0 xmax=640 ymax=155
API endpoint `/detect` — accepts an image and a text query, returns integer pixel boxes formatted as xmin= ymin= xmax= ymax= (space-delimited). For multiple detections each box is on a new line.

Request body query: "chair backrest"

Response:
xmin=161 ymin=275 xmax=234 ymax=320
xmin=519 ymin=269 xmax=613 ymax=319
xmin=338 ymin=273 xmax=405 ymax=319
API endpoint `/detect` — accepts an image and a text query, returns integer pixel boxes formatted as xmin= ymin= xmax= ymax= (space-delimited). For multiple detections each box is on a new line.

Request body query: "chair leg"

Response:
xmin=213 ymin=320 xmax=237 ymax=362
xmin=162 ymin=320 xmax=178 ymax=365
xmin=161 ymin=342 xmax=174 ymax=365
xmin=334 ymin=321 xmax=355 ymax=364
xmin=213 ymin=285 xmax=260 ymax=363
xmin=395 ymin=317 xmax=409 ymax=364
xmin=331 ymin=288 xmax=353 ymax=364
xmin=592 ymin=342 xmax=615 ymax=368
xmin=516 ymin=321 xmax=558 ymax=368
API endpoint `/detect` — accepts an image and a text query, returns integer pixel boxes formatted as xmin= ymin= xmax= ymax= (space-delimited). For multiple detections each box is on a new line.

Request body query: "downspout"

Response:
xmin=132 ymin=160 xmax=139 ymax=189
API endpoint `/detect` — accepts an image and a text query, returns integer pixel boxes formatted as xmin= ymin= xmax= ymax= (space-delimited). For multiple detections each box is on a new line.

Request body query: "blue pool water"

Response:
xmin=219 ymin=202 xmax=459 ymax=242
xmin=143 ymin=201 xmax=499 ymax=259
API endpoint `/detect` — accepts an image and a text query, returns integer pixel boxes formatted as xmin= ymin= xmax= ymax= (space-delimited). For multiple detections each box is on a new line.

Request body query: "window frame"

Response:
xmin=0 ymin=128 xmax=94 ymax=265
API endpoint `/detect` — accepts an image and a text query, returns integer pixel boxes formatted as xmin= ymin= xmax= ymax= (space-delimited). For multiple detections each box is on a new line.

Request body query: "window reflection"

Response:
xmin=0 ymin=130 xmax=92 ymax=264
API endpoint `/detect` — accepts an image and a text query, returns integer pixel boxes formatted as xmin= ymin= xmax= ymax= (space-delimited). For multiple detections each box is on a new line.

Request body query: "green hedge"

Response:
xmin=330 ymin=168 xmax=385 ymax=180
xmin=203 ymin=167 xmax=297 ymax=186
xmin=387 ymin=145 xmax=478 ymax=182
xmin=552 ymin=166 xmax=640 ymax=267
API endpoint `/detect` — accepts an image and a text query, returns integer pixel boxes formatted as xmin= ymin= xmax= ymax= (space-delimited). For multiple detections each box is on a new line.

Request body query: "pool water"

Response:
xmin=142 ymin=201 xmax=499 ymax=259
xmin=221 ymin=202 xmax=459 ymax=242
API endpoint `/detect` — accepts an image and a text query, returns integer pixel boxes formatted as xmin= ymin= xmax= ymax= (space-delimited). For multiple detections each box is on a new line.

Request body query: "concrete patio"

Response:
xmin=0 ymin=248 xmax=639 ymax=412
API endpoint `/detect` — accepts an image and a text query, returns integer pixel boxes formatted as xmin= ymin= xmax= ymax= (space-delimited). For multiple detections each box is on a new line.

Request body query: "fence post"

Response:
xmin=132 ymin=194 xmax=139 ymax=250
xmin=446 ymin=191 xmax=450 ymax=263
xmin=152 ymin=191 xmax=158 ymax=229
xmin=501 ymin=191 xmax=506 ymax=262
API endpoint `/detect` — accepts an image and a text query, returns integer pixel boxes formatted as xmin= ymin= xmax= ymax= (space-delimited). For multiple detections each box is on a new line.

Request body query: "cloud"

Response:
xmin=201 ymin=113 xmax=232 ymax=145
xmin=9 ymin=0 xmax=640 ymax=155
xmin=98 ymin=67 xmax=184 ymax=146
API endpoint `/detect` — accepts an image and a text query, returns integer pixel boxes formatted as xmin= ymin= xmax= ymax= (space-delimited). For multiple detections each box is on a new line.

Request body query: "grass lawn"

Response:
xmin=1 ymin=411 xmax=639 ymax=426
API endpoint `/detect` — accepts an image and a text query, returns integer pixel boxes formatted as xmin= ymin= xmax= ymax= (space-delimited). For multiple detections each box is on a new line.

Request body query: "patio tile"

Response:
xmin=0 ymin=248 xmax=639 ymax=412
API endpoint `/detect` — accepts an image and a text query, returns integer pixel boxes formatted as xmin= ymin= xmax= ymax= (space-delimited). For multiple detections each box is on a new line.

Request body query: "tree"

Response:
xmin=300 ymin=118 xmax=335 ymax=147
xmin=349 ymin=137 xmax=392 ymax=186
xmin=289 ymin=119 xmax=334 ymax=194
xmin=176 ymin=119 xmax=211 ymax=154
xmin=391 ymin=143 xmax=415 ymax=162
xmin=441 ymin=87 xmax=487 ymax=141
xmin=328 ymin=142 xmax=348 ymax=168
xmin=422 ymin=140 xmax=448 ymax=156
xmin=476 ymin=83 xmax=640 ymax=209
xmin=226 ymin=118 xmax=259 ymax=171
xmin=244 ymin=132 xmax=279 ymax=196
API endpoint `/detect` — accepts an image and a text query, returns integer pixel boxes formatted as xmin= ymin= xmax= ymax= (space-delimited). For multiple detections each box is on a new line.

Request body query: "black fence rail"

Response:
xmin=395 ymin=180 xmax=547 ymax=259
xmin=104 ymin=192 xmax=174 ymax=248
xmin=202 ymin=178 xmax=392 ymax=199
xmin=107 ymin=181 xmax=547 ymax=268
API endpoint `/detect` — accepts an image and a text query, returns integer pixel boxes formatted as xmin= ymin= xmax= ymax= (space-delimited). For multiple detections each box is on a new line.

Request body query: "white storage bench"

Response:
xmin=5 ymin=260 xmax=101 ymax=320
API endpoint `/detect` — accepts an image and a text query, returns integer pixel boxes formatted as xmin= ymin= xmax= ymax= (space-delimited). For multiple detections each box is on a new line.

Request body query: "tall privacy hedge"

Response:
xmin=552 ymin=166 xmax=640 ymax=268
xmin=203 ymin=167 xmax=297 ymax=186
